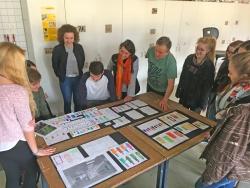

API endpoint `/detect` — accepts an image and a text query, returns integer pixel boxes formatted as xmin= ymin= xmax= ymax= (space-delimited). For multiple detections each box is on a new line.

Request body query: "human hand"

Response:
xmin=34 ymin=147 xmax=56 ymax=156
xmin=123 ymin=96 xmax=133 ymax=102
xmin=204 ymin=132 xmax=210 ymax=140
xmin=159 ymin=98 xmax=168 ymax=111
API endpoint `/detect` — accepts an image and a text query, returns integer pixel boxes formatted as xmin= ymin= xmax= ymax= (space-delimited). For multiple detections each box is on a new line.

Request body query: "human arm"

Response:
xmin=35 ymin=87 xmax=51 ymax=119
xmin=159 ymin=79 xmax=175 ymax=111
xmin=14 ymin=89 xmax=55 ymax=156
xmin=106 ymin=70 xmax=116 ymax=101
xmin=76 ymin=43 xmax=85 ymax=70
xmin=75 ymin=74 xmax=88 ymax=111
xmin=23 ymin=131 xmax=55 ymax=156
xmin=160 ymin=54 xmax=177 ymax=111
xmin=199 ymin=62 xmax=215 ymax=110
xmin=175 ymin=55 xmax=190 ymax=98
xmin=51 ymin=46 xmax=60 ymax=77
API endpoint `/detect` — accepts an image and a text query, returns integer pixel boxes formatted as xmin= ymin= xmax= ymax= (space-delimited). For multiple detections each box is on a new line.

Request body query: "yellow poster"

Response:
xmin=41 ymin=6 xmax=57 ymax=41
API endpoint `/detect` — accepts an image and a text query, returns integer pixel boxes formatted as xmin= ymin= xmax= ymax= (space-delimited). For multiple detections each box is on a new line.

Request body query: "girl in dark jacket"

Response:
xmin=52 ymin=24 xmax=85 ymax=114
xmin=176 ymin=37 xmax=216 ymax=113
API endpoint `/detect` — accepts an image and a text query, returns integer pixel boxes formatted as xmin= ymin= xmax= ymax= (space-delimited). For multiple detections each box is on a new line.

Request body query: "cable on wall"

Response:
xmin=121 ymin=0 xmax=124 ymax=41
xmin=162 ymin=0 xmax=167 ymax=35
xmin=63 ymin=0 xmax=68 ymax=23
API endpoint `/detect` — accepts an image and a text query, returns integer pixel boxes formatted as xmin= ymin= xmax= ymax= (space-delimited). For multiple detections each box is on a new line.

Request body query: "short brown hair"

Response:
xmin=27 ymin=68 xmax=41 ymax=83
xmin=57 ymin=24 xmax=79 ymax=44
xmin=89 ymin=61 xmax=104 ymax=75
xmin=156 ymin=36 xmax=172 ymax=49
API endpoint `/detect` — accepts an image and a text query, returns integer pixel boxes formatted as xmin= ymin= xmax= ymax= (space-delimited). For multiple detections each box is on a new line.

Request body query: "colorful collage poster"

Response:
xmin=159 ymin=111 xmax=188 ymax=126
xmin=174 ymin=122 xmax=198 ymax=134
xmin=109 ymin=142 xmax=147 ymax=170
xmin=41 ymin=6 xmax=57 ymax=41
xmin=153 ymin=129 xmax=189 ymax=149
xmin=192 ymin=121 xmax=210 ymax=130
xmin=137 ymin=119 xmax=169 ymax=136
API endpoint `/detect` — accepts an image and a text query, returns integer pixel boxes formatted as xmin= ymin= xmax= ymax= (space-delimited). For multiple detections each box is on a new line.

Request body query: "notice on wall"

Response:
xmin=41 ymin=6 xmax=57 ymax=41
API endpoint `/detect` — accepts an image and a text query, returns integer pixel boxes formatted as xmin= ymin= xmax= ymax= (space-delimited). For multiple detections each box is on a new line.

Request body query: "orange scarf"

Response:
xmin=116 ymin=54 xmax=132 ymax=99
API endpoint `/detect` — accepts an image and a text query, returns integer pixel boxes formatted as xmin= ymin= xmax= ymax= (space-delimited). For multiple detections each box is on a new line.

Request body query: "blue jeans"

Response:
xmin=59 ymin=76 xmax=79 ymax=114
xmin=195 ymin=177 xmax=236 ymax=188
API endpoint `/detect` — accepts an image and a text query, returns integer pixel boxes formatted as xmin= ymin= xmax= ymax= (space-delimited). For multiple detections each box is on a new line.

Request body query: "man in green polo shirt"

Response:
xmin=146 ymin=36 xmax=177 ymax=111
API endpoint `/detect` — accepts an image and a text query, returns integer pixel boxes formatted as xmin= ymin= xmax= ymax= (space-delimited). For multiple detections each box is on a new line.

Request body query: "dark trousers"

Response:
xmin=147 ymin=84 xmax=165 ymax=96
xmin=59 ymin=76 xmax=80 ymax=114
xmin=0 ymin=141 xmax=39 ymax=188
xmin=179 ymin=98 xmax=202 ymax=113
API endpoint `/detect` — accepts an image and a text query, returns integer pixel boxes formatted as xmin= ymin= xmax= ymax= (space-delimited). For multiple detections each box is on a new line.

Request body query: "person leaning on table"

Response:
xmin=0 ymin=42 xmax=55 ymax=188
xmin=195 ymin=52 xmax=250 ymax=188
xmin=146 ymin=36 xmax=177 ymax=111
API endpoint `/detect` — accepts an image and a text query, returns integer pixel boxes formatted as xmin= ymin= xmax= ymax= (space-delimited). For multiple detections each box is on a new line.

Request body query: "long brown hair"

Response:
xmin=0 ymin=42 xmax=36 ymax=116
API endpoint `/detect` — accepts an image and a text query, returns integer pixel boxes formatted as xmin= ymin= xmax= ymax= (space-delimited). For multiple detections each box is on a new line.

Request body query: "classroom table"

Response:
xmin=36 ymin=121 xmax=165 ymax=187
xmin=36 ymin=92 xmax=216 ymax=188
xmin=117 ymin=92 xmax=216 ymax=188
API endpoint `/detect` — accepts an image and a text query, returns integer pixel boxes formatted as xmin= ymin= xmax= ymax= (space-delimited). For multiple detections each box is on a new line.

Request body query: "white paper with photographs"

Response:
xmin=57 ymin=153 xmax=123 ymax=188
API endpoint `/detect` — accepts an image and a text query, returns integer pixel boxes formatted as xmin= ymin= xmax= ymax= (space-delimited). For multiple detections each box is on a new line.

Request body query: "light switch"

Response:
xmin=105 ymin=24 xmax=112 ymax=33
xmin=152 ymin=8 xmax=157 ymax=14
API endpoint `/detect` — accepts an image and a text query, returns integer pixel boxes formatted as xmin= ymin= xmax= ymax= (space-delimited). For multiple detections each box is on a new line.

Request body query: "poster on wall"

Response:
xmin=41 ymin=6 xmax=57 ymax=41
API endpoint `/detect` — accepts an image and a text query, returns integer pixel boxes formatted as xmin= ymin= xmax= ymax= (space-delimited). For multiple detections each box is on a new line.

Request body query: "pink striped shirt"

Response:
xmin=0 ymin=84 xmax=33 ymax=151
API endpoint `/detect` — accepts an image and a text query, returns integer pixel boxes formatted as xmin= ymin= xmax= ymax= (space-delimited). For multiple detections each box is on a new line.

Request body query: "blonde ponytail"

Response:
xmin=197 ymin=37 xmax=216 ymax=63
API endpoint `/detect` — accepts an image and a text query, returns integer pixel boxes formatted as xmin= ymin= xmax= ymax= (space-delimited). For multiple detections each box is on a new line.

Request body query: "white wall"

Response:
xmin=0 ymin=0 xmax=27 ymax=54
xmin=22 ymin=0 xmax=250 ymax=114
xmin=24 ymin=0 xmax=66 ymax=114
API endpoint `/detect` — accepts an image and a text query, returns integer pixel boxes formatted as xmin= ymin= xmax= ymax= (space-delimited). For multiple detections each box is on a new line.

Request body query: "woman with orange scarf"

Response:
xmin=108 ymin=40 xmax=139 ymax=101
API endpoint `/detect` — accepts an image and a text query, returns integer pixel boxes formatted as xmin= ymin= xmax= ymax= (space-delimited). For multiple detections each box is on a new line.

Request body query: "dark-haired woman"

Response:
xmin=206 ymin=40 xmax=243 ymax=120
xmin=52 ymin=24 xmax=85 ymax=114
xmin=108 ymin=39 xmax=139 ymax=102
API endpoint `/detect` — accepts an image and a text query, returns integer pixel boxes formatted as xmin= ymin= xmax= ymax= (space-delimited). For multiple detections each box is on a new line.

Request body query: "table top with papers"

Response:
xmin=37 ymin=92 xmax=216 ymax=188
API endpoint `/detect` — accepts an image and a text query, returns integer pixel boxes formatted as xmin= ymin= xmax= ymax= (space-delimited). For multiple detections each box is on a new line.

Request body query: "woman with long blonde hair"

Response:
xmin=176 ymin=37 xmax=216 ymax=113
xmin=0 ymin=42 xmax=55 ymax=188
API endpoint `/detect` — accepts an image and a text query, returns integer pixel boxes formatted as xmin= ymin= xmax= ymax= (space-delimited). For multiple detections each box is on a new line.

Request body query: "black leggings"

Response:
xmin=0 ymin=140 xmax=39 ymax=188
